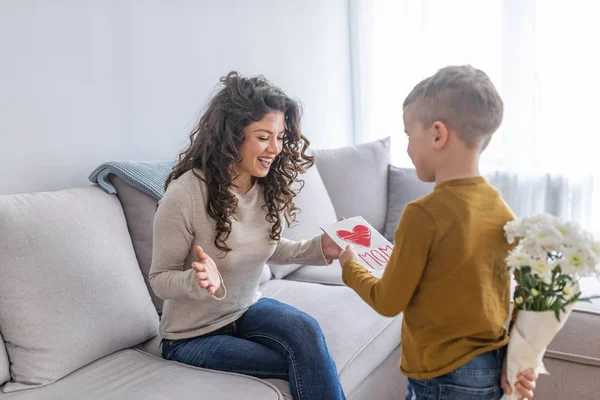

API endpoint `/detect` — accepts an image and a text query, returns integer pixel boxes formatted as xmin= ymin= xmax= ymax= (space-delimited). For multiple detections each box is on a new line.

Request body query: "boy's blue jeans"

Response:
xmin=406 ymin=346 xmax=507 ymax=400
xmin=161 ymin=298 xmax=345 ymax=400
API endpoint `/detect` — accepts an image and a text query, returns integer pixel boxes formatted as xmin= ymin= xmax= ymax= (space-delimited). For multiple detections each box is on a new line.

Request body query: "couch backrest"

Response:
xmin=0 ymin=186 xmax=158 ymax=392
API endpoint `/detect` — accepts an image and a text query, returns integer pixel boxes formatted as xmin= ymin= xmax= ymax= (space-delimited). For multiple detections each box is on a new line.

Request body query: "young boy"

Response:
xmin=339 ymin=66 xmax=537 ymax=400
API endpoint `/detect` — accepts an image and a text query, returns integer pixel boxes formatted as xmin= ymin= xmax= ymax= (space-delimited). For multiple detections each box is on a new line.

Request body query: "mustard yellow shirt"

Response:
xmin=342 ymin=177 xmax=515 ymax=379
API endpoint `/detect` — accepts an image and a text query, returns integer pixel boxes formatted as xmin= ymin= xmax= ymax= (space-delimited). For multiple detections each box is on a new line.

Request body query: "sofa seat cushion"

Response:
xmin=0 ymin=350 xmax=283 ymax=400
xmin=284 ymin=262 xmax=385 ymax=286
xmin=259 ymin=279 xmax=402 ymax=395
xmin=545 ymin=307 xmax=600 ymax=367
xmin=285 ymin=262 xmax=346 ymax=285
xmin=535 ymin=356 xmax=600 ymax=400
xmin=0 ymin=187 xmax=159 ymax=392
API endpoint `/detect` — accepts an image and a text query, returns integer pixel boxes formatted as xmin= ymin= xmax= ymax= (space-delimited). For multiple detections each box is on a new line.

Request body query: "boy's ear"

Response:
xmin=432 ymin=120 xmax=449 ymax=149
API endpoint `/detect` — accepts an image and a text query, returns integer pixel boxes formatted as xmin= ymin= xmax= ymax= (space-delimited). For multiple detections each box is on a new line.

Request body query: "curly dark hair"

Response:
xmin=165 ymin=71 xmax=314 ymax=255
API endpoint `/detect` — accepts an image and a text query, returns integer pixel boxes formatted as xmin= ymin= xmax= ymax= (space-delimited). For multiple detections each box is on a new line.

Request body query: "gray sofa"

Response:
xmin=1 ymin=138 xmax=599 ymax=399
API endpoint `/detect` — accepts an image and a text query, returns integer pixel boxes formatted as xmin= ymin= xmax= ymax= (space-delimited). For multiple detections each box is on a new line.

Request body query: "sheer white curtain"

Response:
xmin=349 ymin=0 xmax=600 ymax=236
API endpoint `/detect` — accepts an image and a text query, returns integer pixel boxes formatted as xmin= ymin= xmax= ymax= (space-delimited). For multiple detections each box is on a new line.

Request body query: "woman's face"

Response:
xmin=235 ymin=111 xmax=285 ymax=180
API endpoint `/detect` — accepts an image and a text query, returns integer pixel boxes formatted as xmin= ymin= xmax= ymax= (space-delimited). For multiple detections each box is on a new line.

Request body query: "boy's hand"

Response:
xmin=192 ymin=246 xmax=221 ymax=296
xmin=339 ymin=245 xmax=358 ymax=267
xmin=501 ymin=357 xmax=537 ymax=399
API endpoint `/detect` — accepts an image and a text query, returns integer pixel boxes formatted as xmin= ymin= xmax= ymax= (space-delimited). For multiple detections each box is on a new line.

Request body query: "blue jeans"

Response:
xmin=406 ymin=346 xmax=506 ymax=400
xmin=161 ymin=298 xmax=345 ymax=400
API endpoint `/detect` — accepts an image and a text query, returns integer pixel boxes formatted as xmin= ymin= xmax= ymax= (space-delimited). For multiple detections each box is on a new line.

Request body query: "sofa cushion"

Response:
xmin=534 ymin=356 xmax=600 ymax=400
xmin=0 ymin=349 xmax=283 ymax=400
xmin=260 ymin=279 xmax=402 ymax=395
xmin=270 ymin=164 xmax=338 ymax=279
xmin=0 ymin=333 xmax=8 ymax=386
xmin=111 ymin=176 xmax=164 ymax=314
xmin=384 ymin=166 xmax=434 ymax=242
xmin=312 ymin=137 xmax=390 ymax=234
xmin=285 ymin=262 xmax=345 ymax=285
xmin=284 ymin=262 xmax=385 ymax=286
xmin=112 ymin=175 xmax=273 ymax=314
xmin=0 ymin=187 xmax=159 ymax=392
xmin=347 ymin=346 xmax=406 ymax=399
xmin=545 ymin=308 xmax=600 ymax=366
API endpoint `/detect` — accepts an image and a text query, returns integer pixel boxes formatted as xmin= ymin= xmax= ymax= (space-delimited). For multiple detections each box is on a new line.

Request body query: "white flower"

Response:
xmin=563 ymin=282 xmax=574 ymax=298
xmin=532 ymin=257 xmax=552 ymax=273
xmin=523 ymin=214 xmax=554 ymax=233
xmin=508 ymin=214 xmax=599 ymax=307
xmin=590 ymin=240 xmax=600 ymax=258
xmin=527 ymin=222 xmax=563 ymax=251
xmin=504 ymin=218 xmax=524 ymax=244
xmin=519 ymin=238 xmax=546 ymax=259
xmin=532 ymin=259 xmax=554 ymax=284
xmin=560 ymin=248 xmax=586 ymax=276
xmin=506 ymin=249 xmax=531 ymax=271
xmin=576 ymin=240 xmax=600 ymax=275
xmin=553 ymin=219 xmax=582 ymax=246
xmin=584 ymin=239 xmax=600 ymax=275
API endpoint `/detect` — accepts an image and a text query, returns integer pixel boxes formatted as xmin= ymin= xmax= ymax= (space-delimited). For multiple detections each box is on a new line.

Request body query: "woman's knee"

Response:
xmin=294 ymin=311 xmax=322 ymax=335
xmin=269 ymin=303 xmax=323 ymax=337
xmin=246 ymin=299 xmax=326 ymax=344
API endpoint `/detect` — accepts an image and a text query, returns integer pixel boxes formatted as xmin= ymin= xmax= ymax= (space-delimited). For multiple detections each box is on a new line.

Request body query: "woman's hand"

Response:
xmin=321 ymin=233 xmax=342 ymax=264
xmin=191 ymin=246 xmax=221 ymax=296
xmin=501 ymin=357 xmax=538 ymax=399
xmin=321 ymin=217 xmax=345 ymax=263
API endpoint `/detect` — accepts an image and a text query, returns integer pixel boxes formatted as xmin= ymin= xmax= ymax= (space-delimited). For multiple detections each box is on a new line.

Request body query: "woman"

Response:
xmin=149 ymin=71 xmax=345 ymax=400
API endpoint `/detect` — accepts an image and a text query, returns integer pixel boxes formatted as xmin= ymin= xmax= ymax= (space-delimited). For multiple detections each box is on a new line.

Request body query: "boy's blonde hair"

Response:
xmin=403 ymin=65 xmax=503 ymax=149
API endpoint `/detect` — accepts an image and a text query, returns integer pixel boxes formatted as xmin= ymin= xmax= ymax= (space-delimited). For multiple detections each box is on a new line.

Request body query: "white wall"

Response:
xmin=0 ymin=0 xmax=353 ymax=195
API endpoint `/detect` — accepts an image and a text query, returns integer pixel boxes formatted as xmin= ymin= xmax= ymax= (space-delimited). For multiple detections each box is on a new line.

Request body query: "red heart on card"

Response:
xmin=336 ymin=225 xmax=371 ymax=248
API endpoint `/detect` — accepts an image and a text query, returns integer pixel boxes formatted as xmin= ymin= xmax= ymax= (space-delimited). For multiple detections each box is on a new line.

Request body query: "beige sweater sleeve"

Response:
xmin=268 ymin=235 xmax=328 ymax=266
xmin=148 ymin=181 xmax=203 ymax=300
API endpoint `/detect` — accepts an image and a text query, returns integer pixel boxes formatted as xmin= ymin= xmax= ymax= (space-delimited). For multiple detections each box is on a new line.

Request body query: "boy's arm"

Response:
xmin=341 ymin=203 xmax=436 ymax=317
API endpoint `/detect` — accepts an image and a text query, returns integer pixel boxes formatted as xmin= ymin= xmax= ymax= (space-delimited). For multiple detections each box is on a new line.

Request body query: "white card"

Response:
xmin=321 ymin=216 xmax=394 ymax=271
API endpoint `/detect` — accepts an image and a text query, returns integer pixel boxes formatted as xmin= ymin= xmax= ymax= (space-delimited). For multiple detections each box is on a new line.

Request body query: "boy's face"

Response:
xmin=403 ymin=106 xmax=436 ymax=182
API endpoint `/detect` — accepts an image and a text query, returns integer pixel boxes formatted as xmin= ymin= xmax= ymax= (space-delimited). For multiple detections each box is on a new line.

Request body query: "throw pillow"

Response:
xmin=312 ymin=137 xmax=390 ymax=234
xmin=384 ymin=166 xmax=434 ymax=241
xmin=0 ymin=187 xmax=159 ymax=392
xmin=111 ymin=176 xmax=164 ymax=314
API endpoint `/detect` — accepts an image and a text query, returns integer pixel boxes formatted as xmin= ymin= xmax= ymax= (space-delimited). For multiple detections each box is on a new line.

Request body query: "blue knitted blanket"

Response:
xmin=88 ymin=161 xmax=175 ymax=200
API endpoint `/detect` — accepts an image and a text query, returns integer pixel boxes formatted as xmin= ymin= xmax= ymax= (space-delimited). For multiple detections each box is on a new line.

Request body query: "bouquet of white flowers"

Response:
xmin=501 ymin=213 xmax=600 ymax=400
